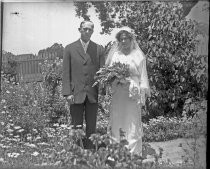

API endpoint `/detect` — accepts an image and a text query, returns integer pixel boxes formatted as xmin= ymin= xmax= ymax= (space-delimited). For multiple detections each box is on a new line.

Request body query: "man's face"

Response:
xmin=79 ymin=22 xmax=94 ymax=43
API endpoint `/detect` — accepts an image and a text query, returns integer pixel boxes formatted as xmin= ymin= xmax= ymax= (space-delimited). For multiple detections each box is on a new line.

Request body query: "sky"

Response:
xmin=2 ymin=2 xmax=111 ymax=55
xmin=2 ymin=1 xmax=209 ymax=55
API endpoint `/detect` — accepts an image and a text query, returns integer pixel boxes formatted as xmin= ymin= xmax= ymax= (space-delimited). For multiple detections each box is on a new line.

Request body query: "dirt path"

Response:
xmin=147 ymin=137 xmax=206 ymax=167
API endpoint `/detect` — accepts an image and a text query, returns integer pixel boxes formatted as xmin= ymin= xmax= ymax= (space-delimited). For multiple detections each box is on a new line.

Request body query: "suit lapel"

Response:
xmin=87 ymin=41 xmax=97 ymax=65
xmin=75 ymin=40 xmax=89 ymax=62
xmin=75 ymin=40 xmax=97 ymax=65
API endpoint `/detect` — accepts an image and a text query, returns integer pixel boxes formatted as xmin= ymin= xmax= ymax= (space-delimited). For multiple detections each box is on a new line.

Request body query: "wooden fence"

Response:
xmin=16 ymin=58 xmax=45 ymax=83
xmin=2 ymin=52 xmax=57 ymax=83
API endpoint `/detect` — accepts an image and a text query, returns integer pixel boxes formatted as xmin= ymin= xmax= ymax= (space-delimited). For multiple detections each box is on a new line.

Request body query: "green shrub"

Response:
xmin=0 ymin=74 xmax=49 ymax=141
xmin=40 ymin=57 xmax=68 ymax=125
xmin=2 ymin=58 xmax=19 ymax=83
xmin=0 ymin=58 xmax=69 ymax=140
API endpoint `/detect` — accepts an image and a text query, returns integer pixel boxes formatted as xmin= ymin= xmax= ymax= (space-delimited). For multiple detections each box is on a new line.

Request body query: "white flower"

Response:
xmin=24 ymin=143 xmax=36 ymax=148
xmin=53 ymin=123 xmax=59 ymax=127
xmin=60 ymin=124 xmax=67 ymax=128
xmin=31 ymin=151 xmax=39 ymax=156
xmin=33 ymin=100 xmax=38 ymax=106
xmin=54 ymin=161 xmax=61 ymax=166
xmin=0 ymin=145 xmax=10 ymax=148
xmin=107 ymin=156 xmax=115 ymax=161
xmin=1 ymin=111 xmax=6 ymax=114
xmin=14 ymin=126 xmax=21 ymax=130
xmin=7 ymin=152 xmax=20 ymax=158
xmin=14 ymin=135 xmax=20 ymax=138
xmin=7 ymin=129 xmax=13 ymax=133
xmin=6 ymin=90 xmax=10 ymax=93
xmin=37 ymin=142 xmax=49 ymax=146
xmin=32 ymin=128 xmax=37 ymax=132
xmin=0 ymin=122 xmax=5 ymax=125
xmin=1 ymin=99 xmax=6 ymax=103
xmin=27 ymin=136 xmax=32 ymax=140
xmin=46 ymin=133 xmax=53 ymax=138
xmin=17 ymin=129 xmax=24 ymax=133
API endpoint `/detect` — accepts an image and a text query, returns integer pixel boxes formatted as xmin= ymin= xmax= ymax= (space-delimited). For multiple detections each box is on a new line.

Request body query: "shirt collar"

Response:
xmin=80 ymin=39 xmax=90 ymax=46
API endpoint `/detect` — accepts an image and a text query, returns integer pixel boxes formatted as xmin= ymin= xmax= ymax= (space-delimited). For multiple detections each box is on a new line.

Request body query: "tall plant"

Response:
xmin=40 ymin=57 xmax=68 ymax=125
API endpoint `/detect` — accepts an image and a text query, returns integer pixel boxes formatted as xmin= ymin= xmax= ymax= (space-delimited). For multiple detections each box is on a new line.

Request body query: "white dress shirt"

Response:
xmin=80 ymin=39 xmax=90 ymax=53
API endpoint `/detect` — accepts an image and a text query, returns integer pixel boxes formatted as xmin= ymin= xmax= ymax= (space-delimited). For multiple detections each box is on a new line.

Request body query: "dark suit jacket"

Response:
xmin=62 ymin=39 xmax=105 ymax=103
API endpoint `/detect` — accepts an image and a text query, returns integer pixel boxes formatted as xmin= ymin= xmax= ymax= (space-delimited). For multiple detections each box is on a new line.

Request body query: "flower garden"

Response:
xmin=0 ymin=56 xmax=207 ymax=169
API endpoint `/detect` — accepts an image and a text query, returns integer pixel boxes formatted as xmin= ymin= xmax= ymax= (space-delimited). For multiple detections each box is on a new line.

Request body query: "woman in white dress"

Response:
xmin=106 ymin=27 xmax=150 ymax=155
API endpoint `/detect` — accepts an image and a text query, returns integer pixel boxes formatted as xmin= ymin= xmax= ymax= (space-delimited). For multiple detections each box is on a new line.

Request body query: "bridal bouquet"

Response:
xmin=92 ymin=62 xmax=130 ymax=88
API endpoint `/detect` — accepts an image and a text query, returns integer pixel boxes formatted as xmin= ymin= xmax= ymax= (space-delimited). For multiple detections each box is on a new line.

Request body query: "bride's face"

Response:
xmin=119 ymin=33 xmax=132 ymax=51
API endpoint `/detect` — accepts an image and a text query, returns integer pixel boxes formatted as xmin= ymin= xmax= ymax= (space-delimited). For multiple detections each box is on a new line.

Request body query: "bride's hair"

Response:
xmin=115 ymin=30 xmax=133 ymax=42
xmin=116 ymin=30 xmax=136 ymax=51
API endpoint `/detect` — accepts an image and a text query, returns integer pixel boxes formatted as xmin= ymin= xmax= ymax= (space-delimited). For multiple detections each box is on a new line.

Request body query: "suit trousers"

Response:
xmin=70 ymin=96 xmax=98 ymax=149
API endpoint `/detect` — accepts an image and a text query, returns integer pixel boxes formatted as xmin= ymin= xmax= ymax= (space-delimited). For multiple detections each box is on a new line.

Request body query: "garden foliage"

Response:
xmin=0 ymin=60 xmax=206 ymax=168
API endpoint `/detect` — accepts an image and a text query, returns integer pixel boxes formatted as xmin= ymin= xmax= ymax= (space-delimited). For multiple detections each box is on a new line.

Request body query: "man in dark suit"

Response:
xmin=62 ymin=20 xmax=105 ymax=149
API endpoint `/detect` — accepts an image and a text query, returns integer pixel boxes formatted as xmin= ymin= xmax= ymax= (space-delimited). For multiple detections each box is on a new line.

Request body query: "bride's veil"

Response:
xmin=105 ymin=26 xmax=146 ymax=66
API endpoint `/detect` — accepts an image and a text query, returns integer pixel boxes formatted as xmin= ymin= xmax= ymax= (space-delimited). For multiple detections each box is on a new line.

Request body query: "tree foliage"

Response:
xmin=74 ymin=1 xmax=208 ymax=119
xmin=38 ymin=43 xmax=64 ymax=59
xmin=2 ymin=58 xmax=18 ymax=83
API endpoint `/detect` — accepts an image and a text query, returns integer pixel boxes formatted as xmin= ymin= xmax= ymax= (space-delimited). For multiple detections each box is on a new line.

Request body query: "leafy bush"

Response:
xmin=0 ymin=73 xmax=50 ymax=141
xmin=2 ymin=58 xmax=19 ymax=83
xmin=0 ymin=57 xmax=69 ymax=140
xmin=40 ymin=57 xmax=68 ymax=125
xmin=143 ymin=116 xmax=182 ymax=142
xmin=142 ymin=115 xmax=202 ymax=142
xmin=179 ymin=100 xmax=207 ymax=169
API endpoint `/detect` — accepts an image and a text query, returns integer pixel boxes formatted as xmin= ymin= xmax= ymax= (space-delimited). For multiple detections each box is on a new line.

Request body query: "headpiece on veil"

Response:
xmin=105 ymin=26 xmax=145 ymax=65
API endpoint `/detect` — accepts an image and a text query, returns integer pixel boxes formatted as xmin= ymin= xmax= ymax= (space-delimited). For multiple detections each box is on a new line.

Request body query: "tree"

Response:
xmin=74 ymin=1 xmax=208 ymax=119
xmin=38 ymin=43 xmax=64 ymax=59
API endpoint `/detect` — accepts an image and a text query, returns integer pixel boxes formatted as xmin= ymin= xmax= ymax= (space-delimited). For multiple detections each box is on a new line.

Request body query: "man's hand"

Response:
xmin=66 ymin=95 xmax=74 ymax=104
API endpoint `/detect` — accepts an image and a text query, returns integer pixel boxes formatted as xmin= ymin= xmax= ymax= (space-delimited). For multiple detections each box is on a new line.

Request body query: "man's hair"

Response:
xmin=80 ymin=20 xmax=94 ymax=29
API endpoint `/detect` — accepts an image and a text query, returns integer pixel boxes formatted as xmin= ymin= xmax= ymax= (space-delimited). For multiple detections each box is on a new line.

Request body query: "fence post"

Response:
xmin=0 ymin=2 xmax=4 ymax=94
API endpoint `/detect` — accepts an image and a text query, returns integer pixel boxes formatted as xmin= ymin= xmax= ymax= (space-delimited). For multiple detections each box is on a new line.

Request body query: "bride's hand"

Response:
xmin=112 ymin=78 xmax=129 ymax=87
xmin=119 ymin=77 xmax=131 ymax=84
xmin=112 ymin=79 xmax=119 ymax=87
xmin=119 ymin=79 xmax=128 ymax=84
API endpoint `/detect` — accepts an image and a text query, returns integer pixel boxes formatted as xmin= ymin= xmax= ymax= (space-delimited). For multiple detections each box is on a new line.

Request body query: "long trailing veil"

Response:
xmin=105 ymin=26 xmax=151 ymax=102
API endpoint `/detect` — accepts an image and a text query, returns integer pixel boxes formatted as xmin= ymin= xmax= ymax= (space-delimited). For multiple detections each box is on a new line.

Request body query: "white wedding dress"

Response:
xmin=108 ymin=49 xmax=150 ymax=155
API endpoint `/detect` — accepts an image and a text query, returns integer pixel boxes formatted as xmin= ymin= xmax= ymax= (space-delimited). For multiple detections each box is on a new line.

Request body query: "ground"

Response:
xmin=147 ymin=136 xmax=206 ymax=168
